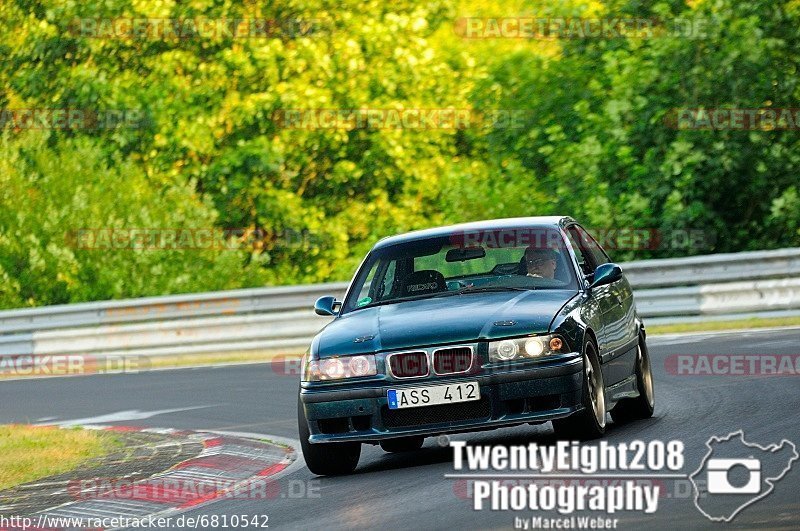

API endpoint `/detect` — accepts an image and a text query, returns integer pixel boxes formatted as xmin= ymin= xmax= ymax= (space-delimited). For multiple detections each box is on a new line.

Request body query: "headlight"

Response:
xmin=488 ymin=335 xmax=568 ymax=362
xmin=302 ymin=355 xmax=377 ymax=382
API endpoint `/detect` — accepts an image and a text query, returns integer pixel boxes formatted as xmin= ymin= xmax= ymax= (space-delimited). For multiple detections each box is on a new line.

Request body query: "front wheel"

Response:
xmin=553 ymin=338 xmax=606 ymax=440
xmin=297 ymin=399 xmax=361 ymax=476
xmin=610 ymin=335 xmax=655 ymax=423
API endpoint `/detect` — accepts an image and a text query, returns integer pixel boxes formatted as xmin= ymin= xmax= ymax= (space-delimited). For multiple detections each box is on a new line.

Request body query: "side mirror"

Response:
xmin=589 ymin=263 xmax=623 ymax=290
xmin=314 ymin=296 xmax=341 ymax=316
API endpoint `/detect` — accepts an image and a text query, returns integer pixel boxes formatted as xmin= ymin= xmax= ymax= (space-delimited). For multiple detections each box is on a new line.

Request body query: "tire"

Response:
xmin=380 ymin=436 xmax=425 ymax=453
xmin=297 ymin=399 xmax=361 ymax=476
xmin=610 ymin=334 xmax=655 ymax=423
xmin=552 ymin=338 xmax=606 ymax=440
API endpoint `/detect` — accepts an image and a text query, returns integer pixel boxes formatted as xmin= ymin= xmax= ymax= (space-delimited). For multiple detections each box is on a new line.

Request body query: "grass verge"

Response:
xmin=0 ymin=425 xmax=120 ymax=490
xmin=145 ymin=350 xmax=282 ymax=370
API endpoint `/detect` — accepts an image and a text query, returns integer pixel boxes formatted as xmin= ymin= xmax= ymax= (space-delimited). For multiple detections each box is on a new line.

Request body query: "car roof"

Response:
xmin=373 ymin=216 xmax=576 ymax=249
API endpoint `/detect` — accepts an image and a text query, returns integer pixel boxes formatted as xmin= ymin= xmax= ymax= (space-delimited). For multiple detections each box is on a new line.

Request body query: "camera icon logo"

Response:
xmin=690 ymin=430 xmax=798 ymax=522
xmin=706 ymin=458 xmax=761 ymax=494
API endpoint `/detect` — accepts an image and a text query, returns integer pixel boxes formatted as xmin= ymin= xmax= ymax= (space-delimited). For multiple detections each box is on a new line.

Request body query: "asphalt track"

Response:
xmin=1 ymin=328 xmax=799 ymax=530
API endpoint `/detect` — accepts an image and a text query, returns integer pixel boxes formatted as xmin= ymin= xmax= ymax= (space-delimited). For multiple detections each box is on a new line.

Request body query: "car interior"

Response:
xmin=356 ymin=242 xmax=579 ymax=310
xmin=393 ymin=248 xmax=574 ymax=297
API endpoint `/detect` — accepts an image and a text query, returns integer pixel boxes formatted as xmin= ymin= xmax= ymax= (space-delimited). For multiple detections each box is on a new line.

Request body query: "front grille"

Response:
xmin=433 ymin=347 xmax=472 ymax=375
xmin=389 ymin=351 xmax=429 ymax=378
xmin=382 ymin=398 xmax=491 ymax=428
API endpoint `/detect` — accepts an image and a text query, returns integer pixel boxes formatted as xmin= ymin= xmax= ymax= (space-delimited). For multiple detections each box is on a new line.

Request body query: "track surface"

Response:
xmin=1 ymin=328 xmax=798 ymax=529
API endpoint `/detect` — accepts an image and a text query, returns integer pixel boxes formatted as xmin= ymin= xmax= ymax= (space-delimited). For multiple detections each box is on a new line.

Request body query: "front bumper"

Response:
xmin=300 ymin=353 xmax=584 ymax=443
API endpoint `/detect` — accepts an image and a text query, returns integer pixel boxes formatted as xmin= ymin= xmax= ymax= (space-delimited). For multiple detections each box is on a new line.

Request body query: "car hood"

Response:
xmin=315 ymin=290 xmax=578 ymax=357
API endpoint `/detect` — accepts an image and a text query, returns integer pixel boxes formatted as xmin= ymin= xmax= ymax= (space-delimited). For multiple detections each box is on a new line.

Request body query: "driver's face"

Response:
xmin=525 ymin=252 xmax=556 ymax=278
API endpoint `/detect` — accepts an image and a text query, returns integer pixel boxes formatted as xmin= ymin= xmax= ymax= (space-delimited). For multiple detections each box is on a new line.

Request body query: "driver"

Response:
xmin=524 ymin=247 xmax=558 ymax=279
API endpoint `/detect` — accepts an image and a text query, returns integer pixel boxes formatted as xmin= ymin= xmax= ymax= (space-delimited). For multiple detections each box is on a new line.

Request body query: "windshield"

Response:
xmin=341 ymin=226 xmax=578 ymax=313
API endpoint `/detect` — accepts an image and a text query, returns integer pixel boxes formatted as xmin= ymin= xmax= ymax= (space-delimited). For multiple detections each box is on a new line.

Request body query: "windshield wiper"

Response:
xmin=354 ymin=291 xmax=456 ymax=310
xmin=351 ymin=286 xmax=530 ymax=312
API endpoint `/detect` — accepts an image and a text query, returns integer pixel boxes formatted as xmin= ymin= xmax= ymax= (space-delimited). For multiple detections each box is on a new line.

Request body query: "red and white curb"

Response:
xmin=30 ymin=425 xmax=300 ymax=527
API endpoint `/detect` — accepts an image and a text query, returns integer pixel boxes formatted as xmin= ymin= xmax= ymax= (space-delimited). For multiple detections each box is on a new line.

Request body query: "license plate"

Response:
xmin=387 ymin=381 xmax=480 ymax=410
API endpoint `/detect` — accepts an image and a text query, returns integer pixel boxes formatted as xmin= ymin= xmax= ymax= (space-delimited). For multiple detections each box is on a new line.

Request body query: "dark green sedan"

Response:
xmin=298 ymin=216 xmax=655 ymax=475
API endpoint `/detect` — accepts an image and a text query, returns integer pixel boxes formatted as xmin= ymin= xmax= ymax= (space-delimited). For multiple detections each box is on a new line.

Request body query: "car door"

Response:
xmin=566 ymin=224 xmax=635 ymax=386
xmin=564 ymin=224 xmax=611 ymax=354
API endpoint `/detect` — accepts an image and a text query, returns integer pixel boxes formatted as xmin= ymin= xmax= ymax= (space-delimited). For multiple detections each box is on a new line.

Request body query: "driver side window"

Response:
xmin=577 ymin=226 xmax=611 ymax=268
xmin=566 ymin=225 xmax=598 ymax=276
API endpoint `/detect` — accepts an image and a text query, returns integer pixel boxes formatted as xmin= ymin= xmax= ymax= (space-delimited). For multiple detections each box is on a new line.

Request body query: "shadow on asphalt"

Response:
xmin=337 ymin=413 xmax=666 ymax=477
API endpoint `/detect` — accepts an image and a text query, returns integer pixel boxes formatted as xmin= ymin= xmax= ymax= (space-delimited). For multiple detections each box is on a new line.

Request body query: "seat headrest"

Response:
xmin=402 ymin=270 xmax=447 ymax=296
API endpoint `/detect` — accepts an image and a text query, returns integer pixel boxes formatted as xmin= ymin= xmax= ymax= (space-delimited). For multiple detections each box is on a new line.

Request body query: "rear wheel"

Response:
xmin=553 ymin=338 xmax=606 ymax=440
xmin=297 ymin=399 xmax=361 ymax=476
xmin=380 ymin=436 xmax=425 ymax=453
xmin=610 ymin=335 xmax=655 ymax=423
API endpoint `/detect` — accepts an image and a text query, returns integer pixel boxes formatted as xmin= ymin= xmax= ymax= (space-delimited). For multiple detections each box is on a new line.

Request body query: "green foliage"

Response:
xmin=0 ymin=132 xmax=260 ymax=307
xmin=466 ymin=0 xmax=800 ymax=258
xmin=0 ymin=0 xmax=798 ymax=308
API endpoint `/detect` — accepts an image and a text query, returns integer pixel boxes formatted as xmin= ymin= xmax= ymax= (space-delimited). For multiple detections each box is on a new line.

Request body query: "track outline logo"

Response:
xmin=689 ymin=430 xmax=798 ymax=522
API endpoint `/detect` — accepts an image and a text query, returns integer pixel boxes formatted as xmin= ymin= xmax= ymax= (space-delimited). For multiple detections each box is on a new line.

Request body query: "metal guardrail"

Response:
xmin=0 ymin=248 xmax=798 ymax=359
xmin=0 ymin=282 xmax=349 ymax=335
xmin=622 ymin=247 xmax=800 ymax=289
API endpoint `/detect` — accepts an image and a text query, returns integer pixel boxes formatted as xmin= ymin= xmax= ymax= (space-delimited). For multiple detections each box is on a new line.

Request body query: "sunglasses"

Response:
xmin=526 ymin=257 xmax=555 ymax=266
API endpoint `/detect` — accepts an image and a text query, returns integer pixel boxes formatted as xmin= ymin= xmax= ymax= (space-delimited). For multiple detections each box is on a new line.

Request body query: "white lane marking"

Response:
xmin=14 ymin=480 xmax=70 ymax=488
xmin=40 ymin=406 xmax=218 ymax=426
xmin=650 ymin=325 xmax=800 ymax=344
xmin=739 ymin=339 xmax=799 ymax=347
